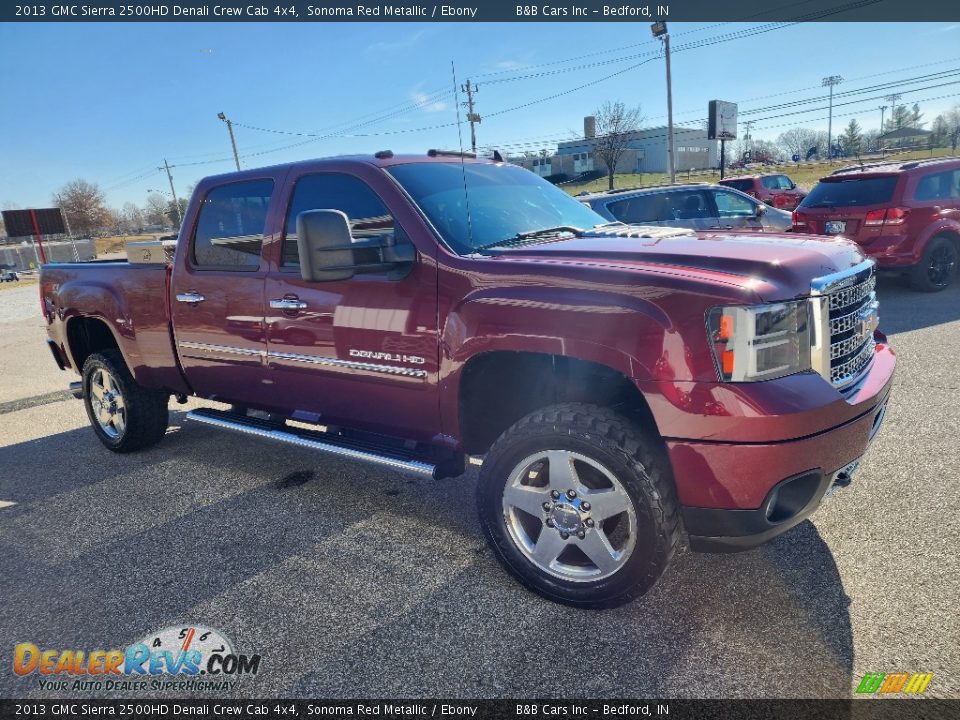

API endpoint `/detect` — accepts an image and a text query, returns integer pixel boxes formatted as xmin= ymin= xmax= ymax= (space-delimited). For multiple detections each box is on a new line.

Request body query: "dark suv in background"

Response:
xmin=719 ymin=173 xmax=807 ymax=210
xmin=792 ymin=157 xmax=960 ymax=291
xmin=580 ymin=183 xmax=793 ymax=233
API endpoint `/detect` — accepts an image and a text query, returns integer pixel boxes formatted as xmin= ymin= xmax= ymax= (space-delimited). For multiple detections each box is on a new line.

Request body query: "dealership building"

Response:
xmin=519 ymin=117 xmax=720 ymax=177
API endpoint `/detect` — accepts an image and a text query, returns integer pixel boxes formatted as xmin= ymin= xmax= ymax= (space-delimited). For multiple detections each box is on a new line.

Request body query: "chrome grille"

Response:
xmin=810 ymin=259 xmax=878 ymax=388
xmin=828 ymin=274 xmax=875 ymax=310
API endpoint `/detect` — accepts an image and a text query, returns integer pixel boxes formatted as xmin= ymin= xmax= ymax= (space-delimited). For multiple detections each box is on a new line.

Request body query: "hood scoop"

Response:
xmin=586 ymin=225 xmax=694 ymax=242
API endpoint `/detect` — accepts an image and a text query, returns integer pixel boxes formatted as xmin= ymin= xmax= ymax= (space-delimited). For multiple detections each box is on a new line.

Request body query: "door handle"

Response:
xmin=176 ymin=291 xmax=205 ymax=304
xmin=270 ymin=298 xmax=308 ymax=311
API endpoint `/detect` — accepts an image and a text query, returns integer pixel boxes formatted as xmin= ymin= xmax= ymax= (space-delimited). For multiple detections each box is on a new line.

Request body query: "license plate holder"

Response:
xmin=824 ymin=220 xmax=847 ymax=235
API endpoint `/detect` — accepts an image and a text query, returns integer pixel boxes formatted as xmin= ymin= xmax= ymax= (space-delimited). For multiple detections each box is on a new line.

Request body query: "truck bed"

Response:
xmin=40 ymin=261 xmax=189 ymax=394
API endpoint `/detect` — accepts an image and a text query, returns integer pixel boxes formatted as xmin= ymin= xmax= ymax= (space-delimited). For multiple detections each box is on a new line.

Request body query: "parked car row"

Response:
xmin=576 ymin=157 xmax=959 ymax=291
xmin=578 ymin=183 xmax=794 ymax=234
xmin=719 ymin=173 xmax=807 ymax=210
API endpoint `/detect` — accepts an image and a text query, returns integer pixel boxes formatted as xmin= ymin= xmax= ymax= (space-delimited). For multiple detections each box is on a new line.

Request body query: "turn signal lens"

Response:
xmin=718 ymin=314 xmax=735 ymax=341
xmin=722 ymin=350 xmax=735 ymax=376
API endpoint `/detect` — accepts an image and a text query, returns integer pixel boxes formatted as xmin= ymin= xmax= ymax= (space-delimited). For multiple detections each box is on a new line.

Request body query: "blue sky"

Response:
xmin=1 ymin=21 xmax=959 ymax=209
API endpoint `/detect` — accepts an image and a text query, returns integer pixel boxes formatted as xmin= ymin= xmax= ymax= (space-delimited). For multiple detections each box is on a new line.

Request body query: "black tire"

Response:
xmin=82 ymin=350 xmax=169 ymax=453
xmin=477 ymin=403 xmax=680 ymax=609
xmin=909 ymin=235 xmax=958 ymax=292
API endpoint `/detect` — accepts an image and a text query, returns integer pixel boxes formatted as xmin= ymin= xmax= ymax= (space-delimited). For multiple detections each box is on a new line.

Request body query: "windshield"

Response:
xmin=800 ymin=175 xmax=898 ymax=208
xmin=387 ymin=162 xmax=608 ymax=254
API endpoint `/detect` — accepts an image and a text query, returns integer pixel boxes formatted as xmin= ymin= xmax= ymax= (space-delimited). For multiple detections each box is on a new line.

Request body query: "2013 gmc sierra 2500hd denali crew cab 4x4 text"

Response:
xmin=40 ymin=152 xmax=895 ymax=607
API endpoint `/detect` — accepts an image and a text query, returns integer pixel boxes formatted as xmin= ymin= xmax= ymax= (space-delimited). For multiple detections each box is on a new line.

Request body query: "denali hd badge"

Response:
xmin=349 ymin=349 xmax=426 ymax=365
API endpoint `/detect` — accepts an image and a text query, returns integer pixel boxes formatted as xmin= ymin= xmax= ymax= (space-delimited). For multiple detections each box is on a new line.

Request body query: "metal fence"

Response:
xmin=0 ymin=237 xmax=97 ymax=271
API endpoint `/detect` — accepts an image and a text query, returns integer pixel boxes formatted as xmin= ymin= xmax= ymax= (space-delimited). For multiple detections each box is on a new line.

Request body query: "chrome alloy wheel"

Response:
xmin=501 ymin=450 xmax=638 ymax=582
xmin=89 ymin=367 xmax=126 ymax=439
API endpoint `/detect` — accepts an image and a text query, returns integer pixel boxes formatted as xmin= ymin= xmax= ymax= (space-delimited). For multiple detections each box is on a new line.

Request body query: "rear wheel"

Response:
xmin=477 ymin=403 xmax=680 ymax=609
xmin=909 ymin=235 xmax=958 ymax=292
xmin=82 ymin=351 xmax=169 ymax=452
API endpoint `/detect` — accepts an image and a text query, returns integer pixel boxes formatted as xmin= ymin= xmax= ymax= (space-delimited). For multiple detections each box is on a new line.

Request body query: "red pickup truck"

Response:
xmin=40 ymin=152 xmax=895 ymax=608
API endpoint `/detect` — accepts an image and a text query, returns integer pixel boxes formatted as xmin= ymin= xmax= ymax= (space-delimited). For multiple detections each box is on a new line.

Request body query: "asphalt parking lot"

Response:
xmin=1 ymin=275 xmax=958 ymax=700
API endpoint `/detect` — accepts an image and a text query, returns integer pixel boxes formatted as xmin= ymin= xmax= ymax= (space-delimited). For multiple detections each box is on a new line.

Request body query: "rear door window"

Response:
xmin=724 ymin=178 xmax=755 ymax=193
xmin=913 ymin=169 xmax=960 ymax=202
xmin=713 ymin=190 xmax=758 ymax=217
xmin=802 ymin=176 xmax=899 ymax=208
xmin=192 ymin=179 xmax=274 ymax=270
xmin=606 ymin=194 xmax=669 ymax=223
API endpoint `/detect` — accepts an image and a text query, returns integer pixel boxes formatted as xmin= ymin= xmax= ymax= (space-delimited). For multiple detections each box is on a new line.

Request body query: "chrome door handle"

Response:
xmin=270 ymin=298 xmax=308 ymax=311
xmin=176 ymin=291 xmax=205 ymax=304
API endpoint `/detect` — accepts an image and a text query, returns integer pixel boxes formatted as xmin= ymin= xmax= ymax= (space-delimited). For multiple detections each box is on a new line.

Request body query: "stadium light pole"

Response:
xmin=823 ymin=75 xmax=843 ymax=158
xmin=217 ymin=112 xmax=242 ymax=171
xmin=652 ymin=21 xmax=675 ymax=183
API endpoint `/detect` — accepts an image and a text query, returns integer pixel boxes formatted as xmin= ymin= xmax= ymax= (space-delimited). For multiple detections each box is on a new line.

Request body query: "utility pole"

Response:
xmin=822 ymin=75 xmax=843 ymax=159
xmin=217 ymin=112 xmax=241 ymax=171
xmin=161 ymin=159 xmax=182 ymax=226
xmin=651 ymin=22 xmax=675 ymax=183
xmin=460 ymin=79 xmax=480 ymax=153
xmin=743 ymin=120 xmax=755 ymax=157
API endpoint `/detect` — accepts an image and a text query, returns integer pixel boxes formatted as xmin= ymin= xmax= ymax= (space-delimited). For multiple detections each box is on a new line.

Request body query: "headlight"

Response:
xmin=707 ymin=301 xmax=812 ymax=382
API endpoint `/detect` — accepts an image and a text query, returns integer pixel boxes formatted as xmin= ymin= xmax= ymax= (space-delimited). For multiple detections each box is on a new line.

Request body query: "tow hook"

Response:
xmin=69 ymin=381 xmax=83 ymax=400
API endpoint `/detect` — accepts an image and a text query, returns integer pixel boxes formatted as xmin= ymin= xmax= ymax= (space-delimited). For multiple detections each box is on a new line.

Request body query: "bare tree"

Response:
xmin=946 ymin=105 xmax=960 ymax=153
xmin=930 ymin=115 xmax=948 ymax=148
xmin=592 ymin=101 xmax=644 ymax=190
xmin=120 ymin=202 xmax=145 ymax=234
xmin=54 ymin=179 xmax=110 ymax=236
xmin=776 ymin=127 xmax=819 ymax=160
xmin=144 ymin=194 xmax=169 ymax=226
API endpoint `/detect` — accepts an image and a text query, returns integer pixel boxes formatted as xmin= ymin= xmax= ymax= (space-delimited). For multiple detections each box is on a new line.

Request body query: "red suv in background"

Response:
xmin=792 ymin=158 xmax=960 ymax=291
xmin=720 ymin=173 xmax=807 ymax=209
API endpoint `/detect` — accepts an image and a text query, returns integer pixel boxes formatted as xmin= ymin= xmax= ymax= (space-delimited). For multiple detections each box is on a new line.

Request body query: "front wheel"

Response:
xmin=909 ymin=235 xmax=958 ymax=292
xmin=477 ymin=403 xmax=680 ymax=609
xmin=82 ymin=351 xmax=169 ymax=452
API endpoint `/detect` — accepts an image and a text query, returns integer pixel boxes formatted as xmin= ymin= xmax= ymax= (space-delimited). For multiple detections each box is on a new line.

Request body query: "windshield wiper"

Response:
xmin=473 ymin=225 xmax=584 ymax=253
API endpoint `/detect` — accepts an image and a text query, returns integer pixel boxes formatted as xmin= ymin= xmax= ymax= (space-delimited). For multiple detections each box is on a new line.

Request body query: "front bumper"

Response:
xmin=642 ymin=339 xmax=894 ymax=553
xmin=683 ymin=458 xmax=864 ymax=552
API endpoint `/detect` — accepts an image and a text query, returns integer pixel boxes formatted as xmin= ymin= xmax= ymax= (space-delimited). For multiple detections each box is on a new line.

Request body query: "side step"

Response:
xmin=185 ymin=408 xmax=461 ymax=480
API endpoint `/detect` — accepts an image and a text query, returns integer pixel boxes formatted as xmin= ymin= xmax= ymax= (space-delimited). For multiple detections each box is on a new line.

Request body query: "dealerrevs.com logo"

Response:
xmin=13 ymin=625 xmax=261 ymax=692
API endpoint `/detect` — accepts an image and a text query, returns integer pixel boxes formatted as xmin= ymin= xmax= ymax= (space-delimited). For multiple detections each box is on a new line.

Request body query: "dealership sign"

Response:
xmin=708 ymin=100 xmax=738 ymax=140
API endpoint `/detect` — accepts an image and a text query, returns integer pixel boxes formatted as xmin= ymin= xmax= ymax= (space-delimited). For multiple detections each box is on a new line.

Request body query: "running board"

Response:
xmin=185 ymin=408 xmax=459 ymax=479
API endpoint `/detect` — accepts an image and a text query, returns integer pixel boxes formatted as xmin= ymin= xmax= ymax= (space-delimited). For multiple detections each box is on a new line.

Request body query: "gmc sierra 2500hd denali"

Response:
xmin=41 ymin=152 xmax=895 ymax=608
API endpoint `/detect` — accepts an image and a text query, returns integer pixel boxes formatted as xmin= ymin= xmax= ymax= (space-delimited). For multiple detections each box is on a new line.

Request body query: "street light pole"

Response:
xmin=217 ymin=112 xmax=241 ymax=171
xmin=652 ymin=21 xmax=675 ymax=183
xmin=822 ymin=75 xmax=843 ymax=159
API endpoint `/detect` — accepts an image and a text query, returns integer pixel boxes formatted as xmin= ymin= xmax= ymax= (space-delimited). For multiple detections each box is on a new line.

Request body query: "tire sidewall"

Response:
xmin=82 ymin=354 xmax=129 ymax=450
xmin=914 ymin=236 xmax=958 ymax=291
xmin=478 ymin=422 xmax=665 ymax=607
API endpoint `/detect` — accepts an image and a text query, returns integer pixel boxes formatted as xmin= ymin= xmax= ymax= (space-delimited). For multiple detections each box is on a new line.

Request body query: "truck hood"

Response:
xmin=488 ymin=226 xmax=865 ymax=301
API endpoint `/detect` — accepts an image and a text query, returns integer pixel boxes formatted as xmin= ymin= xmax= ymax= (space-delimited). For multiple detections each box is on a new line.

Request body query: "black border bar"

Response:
xmin=3 ymin=0 xmax=960 ymax=22
xmin=2 ymin=699 xmax=958 ymax=719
